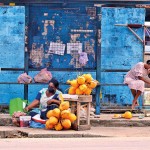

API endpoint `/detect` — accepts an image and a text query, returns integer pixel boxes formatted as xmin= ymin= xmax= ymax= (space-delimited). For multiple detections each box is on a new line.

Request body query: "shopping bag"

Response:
xmin=9 ymin=98 xmax=27 ymax=116
xmin=17 ymin=73 xmax=32 ymax=84
xmin=34 ymin=68 xmax=52 ymax=83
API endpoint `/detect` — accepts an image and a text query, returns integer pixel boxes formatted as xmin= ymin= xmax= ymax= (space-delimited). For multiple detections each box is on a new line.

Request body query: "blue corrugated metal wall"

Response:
xmin=27 ymin=4 xmax=98 ymax=102
xmin=101 ymin=8 xmax=145 ymax=108
xmin=0 ymin=4 xmax=146 ymax=112
xmin=0 ymin=6 xmax=25 ymax=104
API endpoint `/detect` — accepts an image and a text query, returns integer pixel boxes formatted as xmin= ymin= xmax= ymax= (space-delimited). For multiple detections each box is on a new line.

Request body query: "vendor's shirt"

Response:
xmin=36 ymin=88 xmax=59 ymax=111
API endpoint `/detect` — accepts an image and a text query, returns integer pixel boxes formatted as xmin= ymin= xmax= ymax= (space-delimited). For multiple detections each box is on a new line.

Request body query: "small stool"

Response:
xmin=63 ymin=95 xmax=92 ymax=131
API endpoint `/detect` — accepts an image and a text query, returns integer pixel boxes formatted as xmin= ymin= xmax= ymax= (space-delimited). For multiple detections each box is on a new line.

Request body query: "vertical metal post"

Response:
xmin=141 ymin=25 xmax=146 ymax=108
xmin=24 ymin=4 xmax=29 ymax=100
xmin=95 ymin=6 xmax=101 ymax=115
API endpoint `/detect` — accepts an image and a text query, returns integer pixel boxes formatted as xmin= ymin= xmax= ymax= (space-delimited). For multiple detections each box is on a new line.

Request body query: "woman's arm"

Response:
xmin=138 ymin=76 xmax=150 ymax=84
xmin=47 ymin=99 xmax=60 ymax=105
xmin=24 ymin=99 xmax=40 ymax=112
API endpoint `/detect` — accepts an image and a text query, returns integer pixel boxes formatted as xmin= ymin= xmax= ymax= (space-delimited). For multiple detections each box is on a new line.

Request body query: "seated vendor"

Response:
xmin=24 ymin=85 xmax=60 ymax=120
xmin=48 ymin=78 xmax=62 ymax=95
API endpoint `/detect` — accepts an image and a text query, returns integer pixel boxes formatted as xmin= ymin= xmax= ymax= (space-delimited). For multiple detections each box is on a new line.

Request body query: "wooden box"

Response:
xmin=62 ymin=94 xmax=92 ymax=131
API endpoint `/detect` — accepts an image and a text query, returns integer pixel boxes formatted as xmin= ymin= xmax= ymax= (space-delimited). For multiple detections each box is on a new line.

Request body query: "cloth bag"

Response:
xmin=34 ymin=68 xmax=52 ymax=83
xmin=17 ymin=73 xmax=32 ymax=84
xmin=9 ymin=98 xmax=27 ymax=116
xmin=79 ymin=52 xmax=88 ymax=66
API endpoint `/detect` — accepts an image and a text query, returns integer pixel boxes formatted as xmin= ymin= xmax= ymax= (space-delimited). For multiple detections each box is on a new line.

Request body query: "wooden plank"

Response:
xmin=78 ymin=95 xmax=92 ymax=102
xmin=77 ymin=101 xmax=80 ymax=126
xmin=87 ymin=102 xmax=90 ymax=125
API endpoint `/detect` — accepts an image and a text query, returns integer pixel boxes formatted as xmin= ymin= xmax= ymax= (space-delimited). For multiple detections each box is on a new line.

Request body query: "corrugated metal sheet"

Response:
xmin=101 ymin=7 xmax=145 ymax=107
xmin=0 ymin=6 xmax=25 ymax=68
xmin=0 ymin=4 xmax=147 ymax=114
xmin=0 ymin=6 xmax=25 ymax=104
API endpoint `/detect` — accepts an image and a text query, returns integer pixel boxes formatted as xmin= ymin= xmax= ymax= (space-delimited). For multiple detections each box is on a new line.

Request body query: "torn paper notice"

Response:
xmin=67 ymin=43 xmax=82 ymax=54
xmin=49 ymin=42 xmax=65 ymax=55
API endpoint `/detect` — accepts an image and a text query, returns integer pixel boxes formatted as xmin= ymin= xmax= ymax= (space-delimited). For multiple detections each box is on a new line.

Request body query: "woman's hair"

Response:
xmin=147 ymin=60 xmax=150 ymax=65
xmin=49 ymin=78 xmax=59 ymax=89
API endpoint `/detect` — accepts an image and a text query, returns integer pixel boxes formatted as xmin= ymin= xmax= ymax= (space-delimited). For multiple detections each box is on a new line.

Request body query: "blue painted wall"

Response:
xmin=0 ymin=5 xmax=146 ymax=111
xmin=0 ymin=6 xmax=25 ymax=105
xmin=28 ymin=71 xmax=96 ymax=102
xmin=101 ymin=8 xmax=145 ymax=107
xmin=0 ymin=6 xmax=25 ymax=68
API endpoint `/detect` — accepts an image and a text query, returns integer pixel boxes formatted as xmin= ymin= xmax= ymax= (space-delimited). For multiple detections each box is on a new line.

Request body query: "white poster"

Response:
xmin=67 ymin=43 xmax=82 ymax=54
xmin=49 ymin=42 xmax=65 ymax=55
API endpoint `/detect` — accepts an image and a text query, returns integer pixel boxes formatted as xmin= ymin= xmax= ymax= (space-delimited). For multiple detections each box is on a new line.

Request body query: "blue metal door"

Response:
xmin=100 ymin=7 xmax=145 ymax=109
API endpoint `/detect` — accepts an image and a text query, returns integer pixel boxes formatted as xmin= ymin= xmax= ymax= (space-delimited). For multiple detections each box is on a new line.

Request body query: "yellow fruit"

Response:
xmin=59 ymin=101 xmax=70 ymax=111
xmin=124 ymin=111 xmax=132 ymax=119
xmin=61 ymin=110 xmax=71 ymax=119
xmin=82 ymin=74 xmax=92 ymax=83
xmin=49 ymin=116 xmax=58 ymax=125
xmin=68 ymin=113 xmax=77 ymax=123
xmin=88 ymin=80 xmax=97 ymax=89
xmin=45 ymin=120 xmax=54 ymax=129
xmin=54 ymin=122 xmax=63 ymax=131
xmin=113 ymin=114 xmax=120 ymax=118
xmin=84 ymin=87 xmax=92 ymax=95
xmin=68 ymin=86 xmax=76 ymax=95
xmin=61 ymin=119 xmax=71 ymax=129
xmin=79 ymin=84 xmax=87 ymax=92
xmin=77 ymin=76 xmax=85 ymax=84
xmin=67 ymin=80 xmax=79 ymax=88
xmin=53 ymin=108 xmax=61 ymax=119
xmin=76 ymin=88 xmax=83 ymax=95
xmin=46 ymin=110 xmax=53 ymax=119
xmin=121 ymin=114 xmax=125 ymax=118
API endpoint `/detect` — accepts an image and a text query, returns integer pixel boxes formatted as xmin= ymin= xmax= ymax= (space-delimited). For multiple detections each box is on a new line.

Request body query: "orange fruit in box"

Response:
xmin=79 ymin=84 xmax=87 ymax=92
xmin=76 ymin=88 xmax=83 ymax=95
xmin=68 ymin=86 xmax=76 ymax=95
xmin=77 ymin=76 xmax=85 ymax=84
xmin=67 ymin=79 xmax=79 ymax=88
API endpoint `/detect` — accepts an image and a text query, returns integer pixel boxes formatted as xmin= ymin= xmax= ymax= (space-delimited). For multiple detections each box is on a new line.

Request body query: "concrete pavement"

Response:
xmin=1 ymin=113 xmax=150 ymax=138
xmin=1 ymin=126 xmax=150 ymax=138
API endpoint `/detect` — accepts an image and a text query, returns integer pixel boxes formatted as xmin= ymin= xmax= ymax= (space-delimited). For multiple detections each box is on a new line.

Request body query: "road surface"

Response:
xmin=0 ymin=137 xmax=149 ymax=150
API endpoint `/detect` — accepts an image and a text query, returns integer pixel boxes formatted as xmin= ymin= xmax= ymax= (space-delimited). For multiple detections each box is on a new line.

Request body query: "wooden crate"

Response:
xmin=62 ymin=94 xmax=92 ymax=131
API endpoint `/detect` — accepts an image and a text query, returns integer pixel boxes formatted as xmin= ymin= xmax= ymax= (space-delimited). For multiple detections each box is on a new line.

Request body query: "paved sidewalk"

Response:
xmin=1 ymin=113 xmax=150 ymax=127
xmin=1 ymin=113 xmax=150 ymax=138
xmin=1 ymin=126 xmax=150 ymax=138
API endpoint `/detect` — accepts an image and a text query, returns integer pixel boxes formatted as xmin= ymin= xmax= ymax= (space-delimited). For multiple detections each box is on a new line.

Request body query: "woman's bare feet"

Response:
xmin=135 ymin=101 xmax=139 ymax=106
xmin=132 ymin=99 xmax=138 ymax=110
xmin=131 ymin=103 xmax=135 ymax=110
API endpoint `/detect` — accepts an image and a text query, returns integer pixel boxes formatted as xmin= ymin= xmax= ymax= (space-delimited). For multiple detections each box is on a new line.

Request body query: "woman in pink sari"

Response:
xmin=124 ymin=60 xmax=150 ymax=110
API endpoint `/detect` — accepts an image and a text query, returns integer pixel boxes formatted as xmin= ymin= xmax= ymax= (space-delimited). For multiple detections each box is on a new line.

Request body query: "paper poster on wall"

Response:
xmin=67 ymin=43 xmax=82 ymax=54
xmin=49 ymin=42 xmax=65 ymax=55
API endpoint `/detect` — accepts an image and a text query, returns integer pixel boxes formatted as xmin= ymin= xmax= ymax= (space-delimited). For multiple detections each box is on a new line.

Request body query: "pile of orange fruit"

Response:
xmin=67 ymin=73 xmax=99 ymax=95
xmin=45 ymin=101 xmax=77 ymax=131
